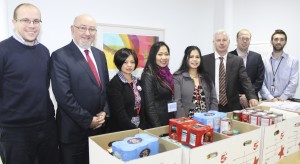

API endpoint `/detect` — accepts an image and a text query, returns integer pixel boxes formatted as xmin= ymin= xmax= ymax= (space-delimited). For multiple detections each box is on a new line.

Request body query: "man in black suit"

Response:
xmin=202 ymin=30 xmax=258 ymax=112
xmin=230 ymin=29 xmax=265 ymax=108
xmin=50 ymin=14 xmax=109 ymax=164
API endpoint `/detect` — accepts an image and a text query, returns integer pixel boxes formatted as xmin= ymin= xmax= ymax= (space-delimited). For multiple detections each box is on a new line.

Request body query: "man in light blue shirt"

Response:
xmin=260 ymin=29 xmax=299 ymax=101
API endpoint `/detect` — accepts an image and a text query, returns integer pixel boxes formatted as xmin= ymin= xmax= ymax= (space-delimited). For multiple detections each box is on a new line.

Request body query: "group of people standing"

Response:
xmin=0 ymin=3 xmax=299 ymax=164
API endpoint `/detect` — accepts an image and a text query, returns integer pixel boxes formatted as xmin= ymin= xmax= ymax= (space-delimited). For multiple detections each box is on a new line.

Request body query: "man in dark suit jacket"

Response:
xmin=50 ymin=14 xmax=109 ymax=164
xmin=230 ymin=29 xmax=265 ymax=108
xmin=202 ymin=30 xmax=258 ymax=112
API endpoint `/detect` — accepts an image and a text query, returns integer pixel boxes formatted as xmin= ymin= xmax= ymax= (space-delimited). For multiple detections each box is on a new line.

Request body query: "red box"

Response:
xmin=169 ymin=117 xmax=198 ymax=142
xmin=182 ymin=123 xmax=214 ymax=148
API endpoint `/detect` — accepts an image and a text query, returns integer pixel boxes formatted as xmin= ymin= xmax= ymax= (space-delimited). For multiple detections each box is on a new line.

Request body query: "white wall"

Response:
xmin=2 ymin=0 xmax=300 ymax=97
xmin=230 ymin=0 xmax=300 ymax=97
xmin=6 ymin=0 xmax=215 ymax=73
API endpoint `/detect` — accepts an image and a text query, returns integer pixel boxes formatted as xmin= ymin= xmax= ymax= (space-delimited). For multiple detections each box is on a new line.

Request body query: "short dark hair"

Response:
xmin=143 ymin=41 xmax=170 ymax=74
xmin=114 ymin=48 xmax=138 ymax=71
xmin=271 ymin=29 xmax=287 ymax=41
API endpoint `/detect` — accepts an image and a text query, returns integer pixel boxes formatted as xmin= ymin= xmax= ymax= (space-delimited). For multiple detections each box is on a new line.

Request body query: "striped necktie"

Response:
xmin=219 ymin=57 xmax=227 ymax=106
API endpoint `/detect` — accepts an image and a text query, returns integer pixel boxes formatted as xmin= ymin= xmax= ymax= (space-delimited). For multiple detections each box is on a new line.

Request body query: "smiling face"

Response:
xmin=71 ymin=14 xmax=97 ymax=49
xmin=188 ymin=49 xmax=201 ymax=69
xmin=121 ymin=54 xmax=136 ymax=75
xmin=155 ymin=45 xmax=170 ymax=68
xmin=213 ymin=32 xmax=230 ymax=56
xmin=12 ymin=5 xmax=41 ymax=45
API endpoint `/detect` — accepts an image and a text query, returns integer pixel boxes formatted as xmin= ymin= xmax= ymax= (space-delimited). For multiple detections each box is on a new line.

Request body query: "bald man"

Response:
xmin=230 ymin=29 xmax=265 ymax=108
xmin=50 ymin=14 xmax=109 ymax=164
xmin=0 ymin=3 xmax=59 ymax=164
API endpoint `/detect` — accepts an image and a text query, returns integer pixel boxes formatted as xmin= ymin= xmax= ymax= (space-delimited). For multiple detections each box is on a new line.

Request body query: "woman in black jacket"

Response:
xmin=141 ymin=41 xmax=175 ymax=128
xmin=107 ymin=48 xmax=147 ymax=132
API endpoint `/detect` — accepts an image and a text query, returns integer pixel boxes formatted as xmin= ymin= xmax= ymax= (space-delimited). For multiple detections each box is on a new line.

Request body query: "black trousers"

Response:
xmin=0 ymin=119 xmax=59 ymax=164
xmin=59 ymin=139 xmax=89 ymax=164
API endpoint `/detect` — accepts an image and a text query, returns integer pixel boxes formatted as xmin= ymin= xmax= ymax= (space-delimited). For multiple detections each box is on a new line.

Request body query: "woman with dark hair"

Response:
xmin=107 ymin=48 xmax=147 ymax=132
xmin=174 ymin=46 xmax=218 ymax=118
xmin=141 ymin=41 xmax=175 ymax=128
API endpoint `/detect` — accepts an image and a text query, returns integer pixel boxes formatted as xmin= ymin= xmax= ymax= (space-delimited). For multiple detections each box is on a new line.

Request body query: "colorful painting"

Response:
xmin=103 ymin=33 xmax=159 ymax=69
xmin=95 ymin=23 xmax=164 ymax=78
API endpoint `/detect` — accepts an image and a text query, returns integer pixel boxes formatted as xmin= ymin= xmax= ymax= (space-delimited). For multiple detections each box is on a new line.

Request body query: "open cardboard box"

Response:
xmin=277 ymin=151 xmax=300 ymax=164
xmin=89 ymin=128 xmax=182 ymax=164
xmin=254 ymin=106 xmax=300 ymax=164
xmin=188 ymin=119 xmax=261 ymax=164
xmin=260 ymin=100 xmax=300 ymax=115
xmin=145 ymin=125 xmax=229 ymax=164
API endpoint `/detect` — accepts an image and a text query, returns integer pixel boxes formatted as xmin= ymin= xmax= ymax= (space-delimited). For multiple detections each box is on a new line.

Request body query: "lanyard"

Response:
xmin=271 ymin=56 xmax=283 ymax=84
xmin=129 ymin=83 xmax=141 ymax=116
xmin=157 ymin=75 xmax=174 ymax=94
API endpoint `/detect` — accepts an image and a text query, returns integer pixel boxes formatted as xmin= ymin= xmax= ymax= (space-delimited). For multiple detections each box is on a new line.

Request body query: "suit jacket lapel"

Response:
xmin=226 ymin=53 xmax=234 ymax=84
xmin=70 ymin=41 xmax=99 ymax=87
xmin=91 ymin=48 xmax=104 ymax=86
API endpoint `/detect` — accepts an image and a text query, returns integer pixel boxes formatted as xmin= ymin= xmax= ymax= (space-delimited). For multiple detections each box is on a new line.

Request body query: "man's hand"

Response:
xmin=249 ymin=99 xmax=258 ymax=107
xmin=90 ymin=112 xmax=106 ymax=130
xmin=240 ymin=94 xmax=249 ymax=109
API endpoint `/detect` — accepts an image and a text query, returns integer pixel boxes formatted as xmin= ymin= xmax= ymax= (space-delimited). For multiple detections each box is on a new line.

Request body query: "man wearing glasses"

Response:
xmin=260 ymin=29 xmax=299 ymax=101
xmin=230 ymin=29 xmax=265 ymax=108
xmin=0 ymin=3 xmax=59 ymax=164
xmin=50 ymin=14 xmax=109 ymax=164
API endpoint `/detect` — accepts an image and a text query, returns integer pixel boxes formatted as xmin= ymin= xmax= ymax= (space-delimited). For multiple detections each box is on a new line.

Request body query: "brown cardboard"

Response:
xmin=145 ymin=125 xmax=229 ymax=164
xmin=89 ymin=128 xmax=182 ymax=164
xmin=277 ymin=151 xmax=300 ymax=164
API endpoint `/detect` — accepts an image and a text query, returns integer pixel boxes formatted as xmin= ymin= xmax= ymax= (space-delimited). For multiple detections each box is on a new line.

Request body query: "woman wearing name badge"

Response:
xmin=107 ymin=48 xmax=147 ymax=132
xmin=141 ymin=41 xmax=176 ymax=128
xmin=174 ymin=46 xmax=218 ymax=118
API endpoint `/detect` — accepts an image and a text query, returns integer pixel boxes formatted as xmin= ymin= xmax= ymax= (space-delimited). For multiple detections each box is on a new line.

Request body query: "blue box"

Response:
xmin=112 ymin=133 xmax=159 ymax=161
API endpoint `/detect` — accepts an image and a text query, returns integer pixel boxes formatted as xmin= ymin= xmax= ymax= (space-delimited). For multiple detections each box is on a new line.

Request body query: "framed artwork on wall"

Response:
xmin=95 ymin=23 xmax=165 ymax=79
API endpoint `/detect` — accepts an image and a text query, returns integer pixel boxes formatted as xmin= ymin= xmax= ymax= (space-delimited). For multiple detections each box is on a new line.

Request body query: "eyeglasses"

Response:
xmin=74 ymin=25 xmax=97 ymax=34
xmin=16 ymin=18 xmax=42 ymax=25
xmin=238 ymin=37 xmax=250 ymax=42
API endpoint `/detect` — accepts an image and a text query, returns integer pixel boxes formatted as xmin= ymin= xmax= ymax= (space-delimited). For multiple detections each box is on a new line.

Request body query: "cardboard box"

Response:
xmin=189 ymin=120 xmax=261 ymax=164
xmin=89 ymin=128 xmax=182 ymax=164
xmin=254 ymin=106 xmax=300 ymax=164
xmin=277 ymin=151 xmax=300 ymax=164
xmin=146 ymin=125 xmax=229 ymax=164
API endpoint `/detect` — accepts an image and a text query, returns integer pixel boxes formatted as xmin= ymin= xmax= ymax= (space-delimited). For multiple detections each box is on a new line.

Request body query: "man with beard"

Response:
xmin=50 ymin=14 xmax=109 ymax=164
xmin=260 ymin=29 xmax=299 ymax=101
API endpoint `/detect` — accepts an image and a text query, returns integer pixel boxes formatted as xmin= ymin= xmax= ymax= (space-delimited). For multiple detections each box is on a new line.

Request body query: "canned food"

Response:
xmin=261 ymin=115 xmax=272 ymax=126
xmin=222 ymin=130 xmax=233 ymax=136
xmin=264 ymin=111 xmax=273 ymax=115
xmin=274 ymin=113 xmax=283 ymax=123
xmin=241 ymin=111 xmax=251 ymax=123
xmin=268 ymin=114 xmax=278 ymax=125
xmin=246 ymin=109 xmax=257 ymax=114
xmin=233 ymin=110 xmax=242 ymax=121
xmin=254 ymin=108 xmax=264 ymax=113
xmin=250 ymin=113 xmax=261 ymax=126
xmin=220 ymin=117 xmax=232 ymax=133
xmin=232 ymin=130 xmax=240 ymax=135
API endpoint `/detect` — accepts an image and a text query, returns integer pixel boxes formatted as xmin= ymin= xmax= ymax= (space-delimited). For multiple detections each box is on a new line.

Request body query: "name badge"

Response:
xmin=168 ymin=102 xmax=177 ymax=113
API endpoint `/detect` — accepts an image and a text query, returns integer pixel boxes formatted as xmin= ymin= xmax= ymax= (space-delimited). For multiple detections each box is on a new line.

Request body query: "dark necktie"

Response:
xmin=219 ymin=57 xmax=227 ymax=106
xmin=84 ymin=50 xmax=102 ymax=89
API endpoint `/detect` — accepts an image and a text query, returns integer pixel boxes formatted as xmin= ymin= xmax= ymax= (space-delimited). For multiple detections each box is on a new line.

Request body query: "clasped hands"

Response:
xmin=90 ymin=111 xmax=106 ymax=130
